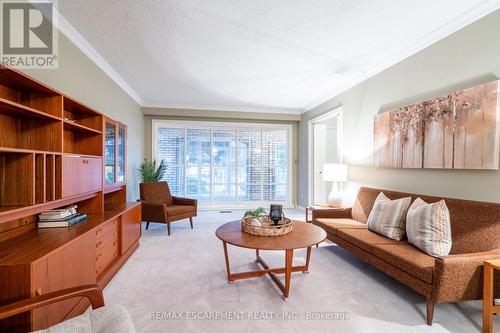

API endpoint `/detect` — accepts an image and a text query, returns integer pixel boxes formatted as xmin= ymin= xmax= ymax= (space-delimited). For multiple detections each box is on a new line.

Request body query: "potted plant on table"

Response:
xmin=243 ymin=207 xmax=267 ymax=226
xmin=139 ymin=159 xmax=167 ymax=183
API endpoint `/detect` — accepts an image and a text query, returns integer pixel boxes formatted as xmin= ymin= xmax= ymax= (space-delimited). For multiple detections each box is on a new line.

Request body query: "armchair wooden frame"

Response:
xmin=0 ymin=284 xmax=104 ymax=321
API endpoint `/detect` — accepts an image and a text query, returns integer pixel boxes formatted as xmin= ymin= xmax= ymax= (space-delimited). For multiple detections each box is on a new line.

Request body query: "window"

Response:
xmin=153 ymin=120 xmax=292 ymax=208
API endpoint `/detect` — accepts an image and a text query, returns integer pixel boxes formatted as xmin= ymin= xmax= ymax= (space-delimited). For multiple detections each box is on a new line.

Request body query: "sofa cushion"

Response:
xmin=337 ymin=228 xmax=409 ymax=253
xmin=314 ymin=218 xmax=366 ymax=235
xmin=33 ymin=304 xmax=137 ymax=333
xmin=367 ymin=192 xmax=411 ymax=241
xmin=372 ymin=244 xmax=435 ymax=284
xmin=406 ymin=198 xmax=452 ymax=257
xmin=165 ymin=204 xmax=196 ymax=217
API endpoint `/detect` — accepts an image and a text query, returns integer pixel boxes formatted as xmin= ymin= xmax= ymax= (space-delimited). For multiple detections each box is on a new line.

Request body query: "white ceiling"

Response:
xmin=57 ymin=0 xmax=500 ymax=114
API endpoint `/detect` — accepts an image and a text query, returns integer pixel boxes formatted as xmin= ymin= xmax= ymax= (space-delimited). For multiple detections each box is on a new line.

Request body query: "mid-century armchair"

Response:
xmin=0 ymin=284 xmax=136 ymax=332
xmin=138 ymin=181 xmax=198 ymax=236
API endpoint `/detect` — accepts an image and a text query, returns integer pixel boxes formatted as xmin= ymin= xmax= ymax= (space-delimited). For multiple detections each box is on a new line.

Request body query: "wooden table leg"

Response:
xmin=303 ymin=247 xmax=312 ymax=273
xmin=222 ymin=242 xmax=233 ymax=283
xmin=255 ymin=249 xmax=259 ymax=261
xmin=483 ymin=262 xmax=494 ymax=333
xmin=283 ymin=249 xmax=294 ymax=298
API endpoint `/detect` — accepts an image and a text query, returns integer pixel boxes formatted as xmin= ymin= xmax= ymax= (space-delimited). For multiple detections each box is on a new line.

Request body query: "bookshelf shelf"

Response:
xmin=63 ymin=120 xmax=102 ymax=134
xmin=0 ymin=97 xmax=62 ymax=121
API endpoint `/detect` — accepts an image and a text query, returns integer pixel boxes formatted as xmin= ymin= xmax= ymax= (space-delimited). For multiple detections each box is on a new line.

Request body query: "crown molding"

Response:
xmin=142 ymin=102 xmax=302 ymax=115
xmin=301 ymin=0 xmax=500 ymax=113
xmin=50 ymin=6 xmax=144 ymax=106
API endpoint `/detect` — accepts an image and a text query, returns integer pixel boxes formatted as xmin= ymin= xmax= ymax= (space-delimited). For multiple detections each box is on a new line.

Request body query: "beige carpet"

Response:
xmin=103 ymin=209 xmax=498 ymax=333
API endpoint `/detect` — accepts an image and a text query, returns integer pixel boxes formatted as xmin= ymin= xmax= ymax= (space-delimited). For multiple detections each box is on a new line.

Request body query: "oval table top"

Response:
xmin=215 ymin=220 xmax=327 ymax=251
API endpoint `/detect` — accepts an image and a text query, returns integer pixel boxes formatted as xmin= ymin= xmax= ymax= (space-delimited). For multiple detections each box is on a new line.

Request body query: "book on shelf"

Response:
xmin=38 ymin=213 xmax=88 ymax=228
xmin=39 ymin=205 xmax=78 ymax=219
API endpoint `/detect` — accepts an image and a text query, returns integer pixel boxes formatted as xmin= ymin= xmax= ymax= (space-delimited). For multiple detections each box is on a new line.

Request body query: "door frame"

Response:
xmin=307 ymin=106 xmax=343 ymax=206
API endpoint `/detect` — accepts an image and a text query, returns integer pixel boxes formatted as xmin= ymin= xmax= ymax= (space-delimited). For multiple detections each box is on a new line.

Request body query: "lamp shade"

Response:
xmin=322 ymin=163 xmax=348 ymax=182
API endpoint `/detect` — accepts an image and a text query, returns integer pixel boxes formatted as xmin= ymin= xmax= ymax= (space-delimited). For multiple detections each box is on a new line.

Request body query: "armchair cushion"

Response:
xmin=32 ymin=305 xmax=136 ymax=333
xmin=165 ymin=204 xmax=196 ymax=217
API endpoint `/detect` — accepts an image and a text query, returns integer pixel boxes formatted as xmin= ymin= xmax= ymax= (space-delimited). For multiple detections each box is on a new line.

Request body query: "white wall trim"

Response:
xmin=307 ymin=107 xmax=343 ymax=206
xmin=143 ymin=103 xmax=301 ymax=115
xmin=302 ymin=0 xmax=500 ymax=112
xmin=50 ymin=6 xmax=144 ymax=106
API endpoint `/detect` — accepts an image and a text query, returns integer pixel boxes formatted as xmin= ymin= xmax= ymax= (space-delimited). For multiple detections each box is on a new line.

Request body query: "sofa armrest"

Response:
xmin=0 ymin=284 xmax=104 ymax=321
xmin=312 ymin=207 xmax=352 ymax=221
xmin=433 ymin=250 xmax=500 ymax=302
xmin=173 ymin=196 xmax=198 ymax=208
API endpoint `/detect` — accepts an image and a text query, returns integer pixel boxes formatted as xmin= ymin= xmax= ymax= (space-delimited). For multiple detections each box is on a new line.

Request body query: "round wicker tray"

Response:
xmin=241 ymin=216 xmax=293 ymax=237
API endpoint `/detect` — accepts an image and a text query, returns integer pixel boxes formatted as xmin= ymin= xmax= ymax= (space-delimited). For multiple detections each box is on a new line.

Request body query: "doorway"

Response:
xmin=308 ymin=107 xmax=343 ymax=206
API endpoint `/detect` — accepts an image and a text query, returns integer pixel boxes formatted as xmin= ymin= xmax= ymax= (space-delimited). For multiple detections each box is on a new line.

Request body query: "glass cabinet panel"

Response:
xmin=117 ymin=126 xmax=125 ymax=183
xmin=105 ymin=122 xmax=116 ymax=184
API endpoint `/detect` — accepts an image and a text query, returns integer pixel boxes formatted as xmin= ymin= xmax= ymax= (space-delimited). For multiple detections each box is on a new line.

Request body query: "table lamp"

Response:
xmin=322 ymin=163 xmax=348 ymax=207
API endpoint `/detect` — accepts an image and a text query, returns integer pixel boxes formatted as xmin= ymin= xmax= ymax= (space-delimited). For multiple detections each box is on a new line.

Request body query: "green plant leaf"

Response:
xmin=139 ymin=159 xmax=167 ymax=182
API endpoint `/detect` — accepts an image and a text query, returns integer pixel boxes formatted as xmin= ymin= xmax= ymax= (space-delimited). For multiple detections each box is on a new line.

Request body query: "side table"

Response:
xmin=305 ymin=205 xmax=346 ymax=223
xmin=483 ymin=259 xmax=500 ymax=333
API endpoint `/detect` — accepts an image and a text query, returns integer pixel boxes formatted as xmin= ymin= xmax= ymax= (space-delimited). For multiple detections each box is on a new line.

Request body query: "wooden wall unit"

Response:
xmin=0 ymin=65 xmax=142 ymax=332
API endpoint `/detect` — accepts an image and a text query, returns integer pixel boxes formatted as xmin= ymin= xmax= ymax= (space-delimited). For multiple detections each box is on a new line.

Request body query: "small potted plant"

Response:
xmin=139 ymin=159 xmax=167 ymax=183
xmin=243 ymin=207 xmax=267 ymax=226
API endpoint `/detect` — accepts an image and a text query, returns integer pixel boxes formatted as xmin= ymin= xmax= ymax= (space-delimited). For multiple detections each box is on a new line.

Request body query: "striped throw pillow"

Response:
xmin=367 ymin=192 xmax=411 ymax=241
xmin=406 ymin=198 xmax=452 ymax=257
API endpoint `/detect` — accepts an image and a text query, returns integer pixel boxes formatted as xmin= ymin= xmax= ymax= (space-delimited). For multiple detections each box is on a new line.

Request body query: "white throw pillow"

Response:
xmin=367 ymin=192 xmax=411 ymax=241
xmin=406 ymin=198 xmax=452 ymax=257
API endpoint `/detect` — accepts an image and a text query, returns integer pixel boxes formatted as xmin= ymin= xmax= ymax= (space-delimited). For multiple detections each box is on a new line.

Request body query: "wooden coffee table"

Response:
xmin=215 ymin=220 xmax=326 ymax=298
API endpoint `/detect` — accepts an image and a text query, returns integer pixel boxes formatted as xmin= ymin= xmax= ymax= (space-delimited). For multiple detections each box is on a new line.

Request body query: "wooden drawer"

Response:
xmin=95 ymin=219 xmax=119 ymax=277
xmin=96 ymin=230 xmax=118 ymax=250
xmin=96 ymin=241 xmax=119 ymax=276
xmin=61 ymin=156 xmax=102 ymax=198
xmin=95 ymin=219 xmax=118 ymax=241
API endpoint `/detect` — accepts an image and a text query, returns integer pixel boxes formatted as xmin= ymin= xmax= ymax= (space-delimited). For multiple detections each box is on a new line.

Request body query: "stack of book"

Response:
xmin=38 ymin=205 xmax=88 ymax=228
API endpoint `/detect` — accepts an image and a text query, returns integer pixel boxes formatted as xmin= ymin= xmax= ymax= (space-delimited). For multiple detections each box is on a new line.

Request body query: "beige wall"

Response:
xmin=299 ymin=9 xmax=500 ymax=206
xmin=23 ymin=34 xmax=144 ymax=201
xmin=143 ymin=108 xmax=300 ymax=205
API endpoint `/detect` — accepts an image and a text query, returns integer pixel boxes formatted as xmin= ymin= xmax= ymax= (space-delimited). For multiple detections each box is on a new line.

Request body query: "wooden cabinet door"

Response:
xmin=121 ymin=205 xmax=141 ymax=254
xmin=31 ymin=259 xmax=49 ymax=331
xmin=61 ymin=155 xmax=102 ymax=197
xmin=43 ymin=233 xmax=96 ymax=328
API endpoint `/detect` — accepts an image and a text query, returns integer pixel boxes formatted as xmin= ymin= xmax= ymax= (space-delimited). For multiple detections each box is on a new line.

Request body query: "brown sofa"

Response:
xmin=313 ymin=187 xmax=500 ymax=325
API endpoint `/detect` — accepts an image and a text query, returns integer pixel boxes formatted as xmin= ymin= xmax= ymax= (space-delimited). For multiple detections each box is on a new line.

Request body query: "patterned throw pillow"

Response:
xmin=406 ymin=198 xmax=452 ymax=257
xmin=367 ymin=192 xmax=412 ymax=241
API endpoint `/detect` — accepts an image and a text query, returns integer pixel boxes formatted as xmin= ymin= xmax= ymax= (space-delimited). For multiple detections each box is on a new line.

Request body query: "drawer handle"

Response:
xmin=96 ymin=229 xmax=102 ymax=234
xmin=82 ymin=159 xmax=89 ymax=164
xmin=96 ymin=241 xmax=103 ymax=247
xmin=35 ymin=288 xmax=42 ymax=296
xmin=97 ymin=253 xmax=103 ymax=258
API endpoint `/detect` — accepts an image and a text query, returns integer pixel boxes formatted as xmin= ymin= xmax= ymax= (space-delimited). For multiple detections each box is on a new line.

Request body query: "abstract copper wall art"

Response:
xmin=374 ymin=81 xmax=500 ymax=169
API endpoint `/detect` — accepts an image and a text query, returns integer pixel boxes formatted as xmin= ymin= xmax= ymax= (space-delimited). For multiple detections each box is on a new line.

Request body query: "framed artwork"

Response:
xmin=374 ymin=81 xmax=500 ymax=169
